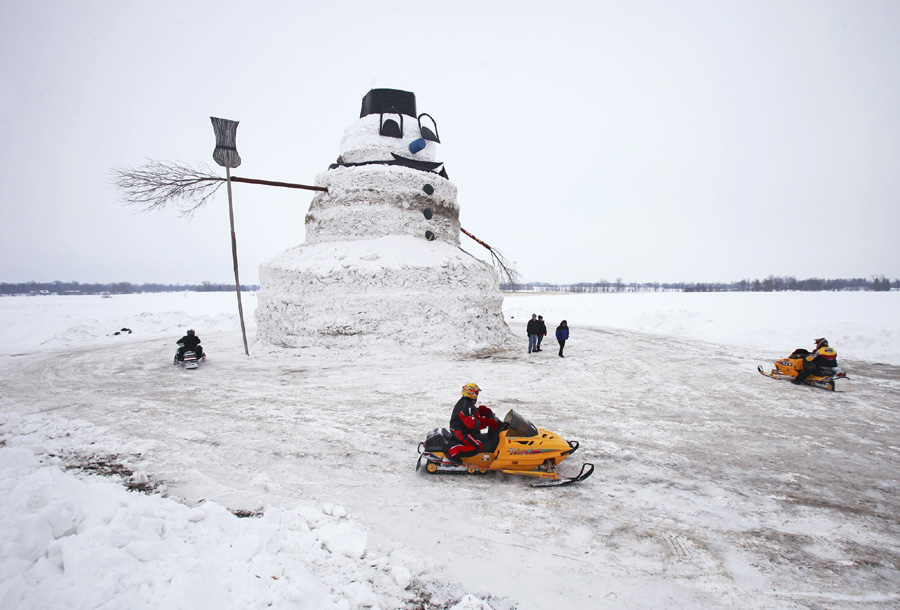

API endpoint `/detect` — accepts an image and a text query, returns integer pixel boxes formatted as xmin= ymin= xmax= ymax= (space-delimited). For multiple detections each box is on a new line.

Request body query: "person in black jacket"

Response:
xmin=793 ymin=337 xmax=839 ymax=384
xmin=175 ymin=329 xmax=204 ymax=362
xmin=526 ymin=314 xmax=540 ymax=353
xmin=535 ymin=315 xmax=548 ymax=352
xmin=447 ymin=382 xmax=499 ymax=463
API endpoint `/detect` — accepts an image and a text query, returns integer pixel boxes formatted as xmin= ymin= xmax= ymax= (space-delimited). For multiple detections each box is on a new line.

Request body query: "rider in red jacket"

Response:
xmin=448 ymin=382 xmax=499 ymax=462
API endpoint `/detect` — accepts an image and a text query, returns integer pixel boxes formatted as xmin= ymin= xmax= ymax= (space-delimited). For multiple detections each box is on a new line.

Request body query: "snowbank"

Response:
xmin=3 ymin=290 xmax=896 ymax=364
xmin=504 ymin=290 xmax=900 ymax=365
xmin=0 ymin=292 xmax=255 ymax=357
xmin=0 ymin=438 xmax=457 ymax=609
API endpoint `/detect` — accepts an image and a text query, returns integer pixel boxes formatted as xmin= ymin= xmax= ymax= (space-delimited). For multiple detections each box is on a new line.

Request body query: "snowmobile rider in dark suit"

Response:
xmin=176 ymin=329 xmax=203 ymax=362
xmin=448 ymin=383 xmax=500 ymax=463
xmin=793 ymin=338 xmax=838 ymax=384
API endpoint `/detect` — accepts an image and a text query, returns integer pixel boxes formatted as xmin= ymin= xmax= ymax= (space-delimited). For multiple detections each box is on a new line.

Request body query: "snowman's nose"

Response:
xmin=408 ymin=138 xmax=426 ymax=154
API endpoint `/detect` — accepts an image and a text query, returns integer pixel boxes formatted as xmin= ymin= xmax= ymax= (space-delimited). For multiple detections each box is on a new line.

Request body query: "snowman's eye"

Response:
xmin=418 ymin=113 xmax=440 ymax=143
xmin=379 ymin=113 xmax=403 ymax=138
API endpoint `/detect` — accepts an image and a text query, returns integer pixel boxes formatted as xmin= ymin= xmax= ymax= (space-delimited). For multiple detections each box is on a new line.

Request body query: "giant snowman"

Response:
xmin=255 ymin=89 xmax=511 ymax=352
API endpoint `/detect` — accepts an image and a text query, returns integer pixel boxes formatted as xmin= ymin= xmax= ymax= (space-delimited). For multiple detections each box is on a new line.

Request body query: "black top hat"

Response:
xmin=360 ymin=89 xmax=417 ymax=118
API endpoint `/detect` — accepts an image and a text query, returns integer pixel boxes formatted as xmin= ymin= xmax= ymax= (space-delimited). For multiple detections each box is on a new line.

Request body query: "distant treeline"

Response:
xmin=4 ymin=276 xmax=896 ymax=296
xmin=503 ymin=275 xmax=897 ymax=293
xmin=0 ymin=281 xmax=259 ymax=296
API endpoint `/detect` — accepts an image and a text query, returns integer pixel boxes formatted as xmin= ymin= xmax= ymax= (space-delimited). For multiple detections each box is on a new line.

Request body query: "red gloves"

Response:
xmin=477 ymin=405 xmax=498 ymax=430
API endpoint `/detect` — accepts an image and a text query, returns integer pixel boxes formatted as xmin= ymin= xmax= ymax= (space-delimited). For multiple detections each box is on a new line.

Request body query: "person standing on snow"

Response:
xmin=536 ymin=315 xmax=548 ymax=352
xmin=526 ymin=314 xmax=540 ymax=353
xmin=793 ymin=337 xmax=838 ymax=384
xmin=175 ymin=329 xmax=203 ymax=362
xmin=556 ymin=320 xmax=569 ymax=357
xmin=447 ymin=383 xmax=499 ymax=463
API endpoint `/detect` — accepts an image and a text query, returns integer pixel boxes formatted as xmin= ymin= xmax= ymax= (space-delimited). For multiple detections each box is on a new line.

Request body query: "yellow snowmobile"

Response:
xmin=416 ymin=409 xmax=593 ymax=487
xmin=758 ymin=348 xmax=850 ymax=391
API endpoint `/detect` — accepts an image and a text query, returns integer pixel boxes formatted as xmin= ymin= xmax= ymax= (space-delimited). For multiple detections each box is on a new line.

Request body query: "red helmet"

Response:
xmin=815 ymin=337 xmax=828 ymax=349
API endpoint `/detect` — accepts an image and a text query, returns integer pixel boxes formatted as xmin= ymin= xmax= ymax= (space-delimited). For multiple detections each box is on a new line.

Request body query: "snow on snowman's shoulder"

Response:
xmin=315 ymin=163 xmax=457 ymax=204
xmin=264 ymin=236 xmax=484 ymax=272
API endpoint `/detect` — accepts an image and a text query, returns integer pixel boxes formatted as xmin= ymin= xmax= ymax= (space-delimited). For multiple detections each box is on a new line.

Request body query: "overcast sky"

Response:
xmin=2 ymin=1 xmax=898 ymax=285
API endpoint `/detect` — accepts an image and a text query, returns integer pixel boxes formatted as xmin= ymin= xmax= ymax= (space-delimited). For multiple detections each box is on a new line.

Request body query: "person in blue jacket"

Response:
xmin=555 ymin=320 xmax=569 ymax=357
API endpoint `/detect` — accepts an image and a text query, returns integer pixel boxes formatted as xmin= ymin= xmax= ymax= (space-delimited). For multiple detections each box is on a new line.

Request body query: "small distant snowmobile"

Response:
xmin=174 ymin=345 xmax=205 ymax=370
xmin=416 ymin=409 xmax=594 ymax=487
xmin=758 ymin=349 xmax=850 ymax=391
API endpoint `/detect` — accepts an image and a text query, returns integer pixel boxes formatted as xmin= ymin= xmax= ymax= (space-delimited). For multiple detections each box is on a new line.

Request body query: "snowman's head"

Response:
xmin=339 ymin=89 xmax=441 ymax=165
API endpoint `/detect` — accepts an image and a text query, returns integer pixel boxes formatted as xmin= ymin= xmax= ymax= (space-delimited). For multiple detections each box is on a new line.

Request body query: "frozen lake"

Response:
xmin=2 ymin=290 xmax=898 ymax=609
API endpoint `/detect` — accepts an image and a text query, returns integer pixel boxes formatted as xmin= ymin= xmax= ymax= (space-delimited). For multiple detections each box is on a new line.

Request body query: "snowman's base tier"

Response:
xmin=255 ymin=236 xmax=511 ymax=352
xmin=305 ymin=164 xmax=460 ymax=247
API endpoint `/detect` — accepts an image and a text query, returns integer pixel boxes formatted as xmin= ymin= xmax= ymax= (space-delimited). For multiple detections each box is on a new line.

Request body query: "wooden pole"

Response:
xmin=226 ymin=166 xmax=250 ymax=356
xmin=229 ymin=176 xmax=327 ymax=192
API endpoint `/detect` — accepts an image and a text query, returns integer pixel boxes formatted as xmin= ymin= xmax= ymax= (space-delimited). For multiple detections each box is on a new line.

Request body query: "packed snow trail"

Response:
xmin=2 ymin=311 xmax=899 ymax=609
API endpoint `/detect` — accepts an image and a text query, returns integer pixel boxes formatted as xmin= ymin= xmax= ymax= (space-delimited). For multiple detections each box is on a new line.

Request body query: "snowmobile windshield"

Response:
xmin=502 ymin=410 xmax=538 ymax=438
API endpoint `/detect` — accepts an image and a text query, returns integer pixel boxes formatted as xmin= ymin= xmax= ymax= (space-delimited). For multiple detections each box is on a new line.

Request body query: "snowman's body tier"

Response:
xmin=255 ymin=236 xmax=507 ymax=351
xmin=305 ymin=165 xmax=459 ymax=247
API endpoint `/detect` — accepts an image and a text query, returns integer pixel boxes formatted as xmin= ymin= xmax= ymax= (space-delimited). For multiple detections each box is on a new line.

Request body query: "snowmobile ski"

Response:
xmin=529 ymin=462 xmax=594 ymax=488
xmin=757 ymin=365 xmax=779 ymax=379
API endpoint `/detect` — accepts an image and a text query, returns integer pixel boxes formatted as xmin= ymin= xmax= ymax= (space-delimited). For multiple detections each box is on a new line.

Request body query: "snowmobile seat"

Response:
xmin=424 ymin=428 xmax=455 ymax=452
xmin=425 ymin=427 xmax=499 ymax=455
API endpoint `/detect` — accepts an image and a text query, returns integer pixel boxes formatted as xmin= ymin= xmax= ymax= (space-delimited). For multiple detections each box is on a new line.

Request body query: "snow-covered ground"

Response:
xmin=2 ymin=290 xmax=899 ymax=609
